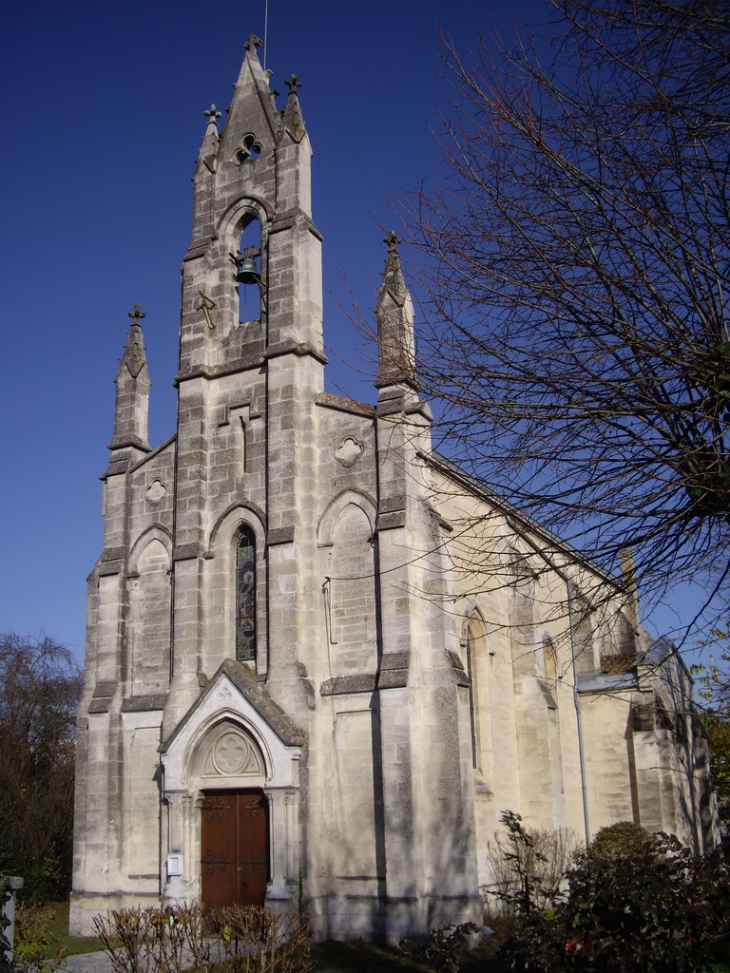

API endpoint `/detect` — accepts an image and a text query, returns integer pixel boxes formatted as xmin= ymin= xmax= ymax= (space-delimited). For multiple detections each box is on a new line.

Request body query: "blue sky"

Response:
xmin=0 ymin=0 xmax=706 ymax=663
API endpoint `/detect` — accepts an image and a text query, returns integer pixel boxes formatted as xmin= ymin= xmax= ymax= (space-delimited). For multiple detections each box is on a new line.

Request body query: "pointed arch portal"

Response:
xmin=159 ymin=665 xmax=303 ymax=913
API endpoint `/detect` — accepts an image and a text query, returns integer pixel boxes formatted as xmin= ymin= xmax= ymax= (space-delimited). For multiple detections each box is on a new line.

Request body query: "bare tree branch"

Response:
xmin=398 ymin=0 xmax=730 ymax=631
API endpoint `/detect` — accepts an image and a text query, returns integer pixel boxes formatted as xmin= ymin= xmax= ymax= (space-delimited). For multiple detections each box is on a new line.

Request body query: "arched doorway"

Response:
xmin=159 ymin=665 xmax=304 ymax=913
xmin=201 ymin=789 xmax=269 ymax=910
xmin=194 ymin=720 xmax=269 ymax=911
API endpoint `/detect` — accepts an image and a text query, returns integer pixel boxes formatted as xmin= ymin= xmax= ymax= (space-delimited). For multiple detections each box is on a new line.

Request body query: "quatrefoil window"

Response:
xmin=235 ymin=133 xmax=261 ymax=164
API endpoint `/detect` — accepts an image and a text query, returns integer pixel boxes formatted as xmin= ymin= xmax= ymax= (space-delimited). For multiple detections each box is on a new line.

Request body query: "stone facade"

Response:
xmin=71 ymin=38 xmax=719 ymax=943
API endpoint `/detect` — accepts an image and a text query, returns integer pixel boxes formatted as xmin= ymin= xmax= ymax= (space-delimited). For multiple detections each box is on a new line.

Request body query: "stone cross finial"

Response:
xmin=285 ymin=74 xmax=302 ymax=95
xmin=385 ymin=231 xmax=402 ymax=253
xmin=244 ymin=33 xmax=262 ymax=52
xmin=128 ymin=304 xmax=145 ymax=327
xmin=204 ymin=104 xmax=222 ymax=122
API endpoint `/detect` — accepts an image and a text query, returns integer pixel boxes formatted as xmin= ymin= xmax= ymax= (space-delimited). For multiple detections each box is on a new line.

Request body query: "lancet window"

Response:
xmin=466 ymin=611 xmax=486 ymax=771
xmin=236 ymin=527 xmax=256 ymax=662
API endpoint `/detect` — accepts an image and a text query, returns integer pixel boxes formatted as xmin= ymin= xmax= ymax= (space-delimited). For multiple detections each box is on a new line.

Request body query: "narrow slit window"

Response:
xmin=240 ymin=417 xmax=246 ymax=475
xmin=236 ymin=527 xmax=256 ymax=662
xmin=467 ymin=612 xmax=485 ymax=771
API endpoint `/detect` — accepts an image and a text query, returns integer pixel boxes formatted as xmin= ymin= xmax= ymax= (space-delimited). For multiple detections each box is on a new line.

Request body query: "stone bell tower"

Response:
xmin=165 ymin=33 xmax=326 ymax=730
xmin=72 ymin=36 xmax=328 ymax=933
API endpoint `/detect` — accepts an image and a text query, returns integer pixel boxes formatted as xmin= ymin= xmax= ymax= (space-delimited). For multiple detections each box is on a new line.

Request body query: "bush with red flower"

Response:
xmin=499 ymin=829 xmax=730 ymax=972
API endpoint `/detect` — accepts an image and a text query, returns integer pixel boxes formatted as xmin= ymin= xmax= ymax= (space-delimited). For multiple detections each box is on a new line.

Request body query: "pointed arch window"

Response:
xmin=466 ymin=611 xmax=487 ymax=771
xmin=544 ymin=638 xmax=559 ymax=705
xmin=236 ymin=527 xmax=256 ymax=662
xmin=573 ymin=600 xmax=595 ymax=676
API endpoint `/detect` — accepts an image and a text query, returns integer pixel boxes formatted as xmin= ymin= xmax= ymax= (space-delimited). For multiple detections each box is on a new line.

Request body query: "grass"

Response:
xmin=312 ymin=940 xmax=427 ymax=973
xmin=46 ymin=902 xmax=107 ymax=957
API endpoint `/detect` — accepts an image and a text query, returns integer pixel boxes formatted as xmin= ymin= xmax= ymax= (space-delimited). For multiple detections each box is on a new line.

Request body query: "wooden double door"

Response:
xmin=201 ymin=789 xmax=269 ymax=911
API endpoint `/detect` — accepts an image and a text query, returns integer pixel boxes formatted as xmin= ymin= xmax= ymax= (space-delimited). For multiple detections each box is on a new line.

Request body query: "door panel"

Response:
xmin=201 ymin=789 xmax=269 ymax=910
xmin=237 ymin=792 xmax=269 ymax=905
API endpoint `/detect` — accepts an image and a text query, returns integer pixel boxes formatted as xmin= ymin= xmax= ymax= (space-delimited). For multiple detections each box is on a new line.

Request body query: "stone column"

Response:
xmin=264 ymin=787 xmax=297 ymax=911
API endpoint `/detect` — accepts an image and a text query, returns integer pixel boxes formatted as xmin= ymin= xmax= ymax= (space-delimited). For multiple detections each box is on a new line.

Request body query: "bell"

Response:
xmin=235 ymin=256 xmax=260 ymax=285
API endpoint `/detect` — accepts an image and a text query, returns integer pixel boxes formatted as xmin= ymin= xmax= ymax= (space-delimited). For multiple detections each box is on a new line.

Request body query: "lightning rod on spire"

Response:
xmin=263 ymin=0 xmax=269 ymax=70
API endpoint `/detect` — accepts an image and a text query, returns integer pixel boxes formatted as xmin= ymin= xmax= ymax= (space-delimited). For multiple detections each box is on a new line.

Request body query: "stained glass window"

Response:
xmin=236 ymin=527 xmax=256 ymax=662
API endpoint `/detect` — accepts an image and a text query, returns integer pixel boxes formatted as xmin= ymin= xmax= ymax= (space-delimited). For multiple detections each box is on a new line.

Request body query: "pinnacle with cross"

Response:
xmin=244 ymin=33 xmax=262 ymax=52
xmin=204 ymin=104 xmax=222 ymax=122
xmin=285 ymin=74 xmax=302 ymax=96
xmin=128 ymin=304 xmax=145 ymax=327
xmin=123 ymin=305 xmax=147 ymax=378
xmin=385 ymin=231 xmax=401 ymax=253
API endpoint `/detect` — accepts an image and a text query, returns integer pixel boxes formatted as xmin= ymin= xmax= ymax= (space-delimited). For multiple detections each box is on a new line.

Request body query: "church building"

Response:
xmin=71 ymin=38 xmax=718 ymax=942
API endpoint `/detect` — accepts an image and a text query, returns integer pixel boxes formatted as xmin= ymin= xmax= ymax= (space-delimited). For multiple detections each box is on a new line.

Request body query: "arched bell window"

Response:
xmin=236 ymin=527 xmax=256 ymax=662
xmin=232 ymin=219 xmax=263 ymax=324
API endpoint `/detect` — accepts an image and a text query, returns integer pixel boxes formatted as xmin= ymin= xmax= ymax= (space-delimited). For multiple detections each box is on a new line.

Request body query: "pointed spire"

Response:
xmin=381 ymin=231 xmax=407 ymax=301
xmin=222 ymin=31 xmax=278 ymax=161
xmin=121 ymin=303 xmax=147 ymax=378
xmin=281 ymin=74 xmax=305 ymax=140
xmin=198 ymin=104 xmax=221 ymax=171
xmin=375 ymin=233 xmax=418 ymax=392
xmin=108 ymin=304 xmax=151 ymax=454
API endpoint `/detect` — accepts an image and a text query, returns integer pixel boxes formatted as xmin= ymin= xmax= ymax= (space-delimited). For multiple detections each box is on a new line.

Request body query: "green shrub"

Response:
xmin=586 ymin=822 xmax=654 ymax=866
xmin=12 ymin=904 xmax=66 ymax=973
xmin=499 ymin=833 xmax=730 ymax=972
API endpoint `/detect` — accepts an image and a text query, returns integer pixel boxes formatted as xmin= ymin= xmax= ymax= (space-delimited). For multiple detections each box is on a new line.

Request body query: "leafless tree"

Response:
xmin=0 ymin=633 xmax=82 ymax=901
xmin=397 ymin=0 xmax=730 ymax=635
